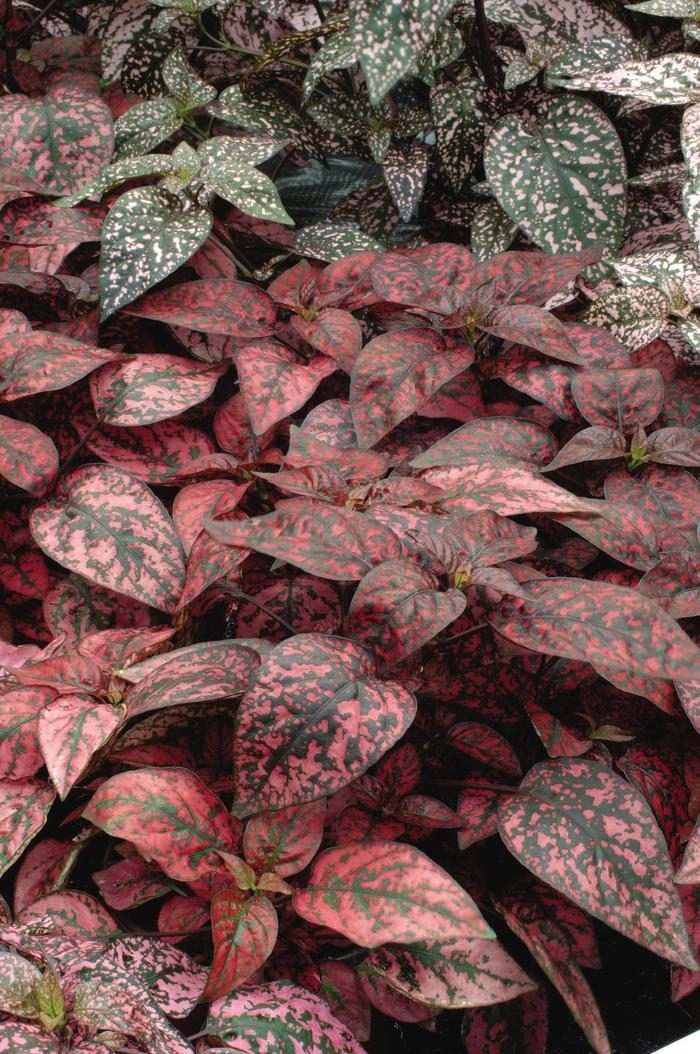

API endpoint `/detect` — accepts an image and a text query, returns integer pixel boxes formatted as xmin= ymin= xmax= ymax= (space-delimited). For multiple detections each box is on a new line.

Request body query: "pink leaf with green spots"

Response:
xmin=0 ymin=417 xmax=58 ymax=496
xmin=293 ymin=839 xmax=495 ymax=947
xmin=90 ymin=354 xmax=226 ymax=427
xmin=38 ymin=694 xmax=123 ymax=799
xmin=232 ymin=633 xmax=416 ymax=816
xmin=206 ymin=980 xmax=367 ymax=1054
xmin=243 ymin=800 xmax=326 ymax=877
xmin=237 ymin=341 xmax=336 ymax=435
xmin=83 ymin=767 xmax=240 ymax=881
xmin=203 ymin=890 xmax=278 ymax=1001
xmin=490 ymin=577 xmax=700 ymax=680
xmin=125 ymin=279 xmax=276 ymax=337
xmin=125 ymin=640 xmax=260 ymax=717
xmin=347 ymin=559 xmax=466 ymax=668
xmin=0 ymin=686 xmax=51 ymax=780
xmin=206 ymin=500 xmax=402 ymax=581
xmin=30 ymin=465 xmax=186 ymax=614
xmin=497 ymin=758 xmax=696 ymax=968
xmin=462 ymin=989 xmax=548 ymax=1054
xmin=0 ymin=779 xmax=55 ymax=877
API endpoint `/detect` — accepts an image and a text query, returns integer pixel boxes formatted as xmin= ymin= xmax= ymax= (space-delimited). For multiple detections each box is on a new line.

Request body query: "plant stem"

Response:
xmin=433 ymin=622 xmax=489 ymax=646
xmin=474 ymin=0 xmax=497 ymax=89
xmin=220 ymin=583 xmax=298 ymax=636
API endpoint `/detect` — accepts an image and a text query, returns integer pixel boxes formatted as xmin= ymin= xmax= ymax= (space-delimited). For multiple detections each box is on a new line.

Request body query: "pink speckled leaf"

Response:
xmin=489 ymin=578 xmax=700 ymax=681
xmin=125 ymin=279 xmax=275 ymax=337
xmin=462 ymin=989 xmax=548 ymax=1054
xmin=237 ymin=341 xmax=336 ymax=435
xmin=125 ymin=641 xmax=260 ymax=717
xmin=318 ymin=961 xmax=371 ymax=1042
xmin=13 ymin=839 xmax=76 ymax=916
xmin=497 ymin=758 xmax=696 ymax=968
xmin=348 ymin=559 xmax=466 ymax=668
xmin=83 ymin=767 xmax=239 ymax=881
xmin=30 ymin=465 xmax=186 ymax=613
xmin=93 ymin=856 xmax=174 ymax=911
xmin=17 ymin=889 xmax=118 ymax=937
xmin=90 ymin=354 xmax=225 ymax=427
xmin=206 ymin=980 xmax=367 ymax=1053
xmin=447 ymin=721 xmax=521 ymax=776
xmin=0 ymin=946 xmax=43 ymax=1017
xmin=457 ymin=779 xmax=514 ymax=850
xmin=228 ymin=572 xmax=341 ymax=643
xmin=677 ymin=814 xmax=700 ymax=883
xmin=0 ymin=779 xmax=55 ymax=877
xmin=232 ymin=634 xmax=416 ymax=816
xmin=243 ymin=800 xmax=326 ymax=878
xmin=368 ymin=936 xmax=536 ymax=1009
xmin=206 ymin=500 xmax=402 ymax=581
xmin=203 ymin=891 xmax=278 ymax=1001
xmin=0 ymin=686 xmax=51 ymax=780
xmin=86 ymin=419 xmax=217 ymax=484
xmin=293 ymin=840 xmax=494 ymax=947
xmin=495 ymin=888 xmax=610 ymax=1054
xmin=411 ymin=416 xmax=557 ymax=470
xmin=0 ymin=77 xmax=113 ymax=195
xmin=0 ymin=417 xmax=58 ymax=496
xmin=421 ymin=462 xmax=592 ymax=516
xmin=572 ymin=368 xmax=664 ymax=431
xmin=38 ymin=693 xmax=123 ymax=799
xmin=351 ymin=328 xmax=474 ymax=448
xmin=0 ymin=1021 xmax=60 ymax=1053
xmin=104 ymin=936 xmax=206 ymax=1017
xmin=0 ymin=316 xmax=121 ymax=401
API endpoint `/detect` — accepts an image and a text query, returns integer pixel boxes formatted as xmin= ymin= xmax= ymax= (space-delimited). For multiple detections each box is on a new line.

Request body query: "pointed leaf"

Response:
xmin=204 ymin=891 xmax=278 ymax=1001
xmin=206 ymin=980 xmax=366 ymax=1054
xmin=462 ymin=990 xmax=548 ymax=1054
xmin=38 ymin=694 xmax=122 ymax=799
xmin=0 ymin=779 xmax=55 ymax=877
xmin=497 ymin=758 xmax=696 ymax=968
xmin=206 ymin=500 xmax=402 ymax=581
xmin=125 ymin=279 xmax=275 ymax=337
xmin=571 ymin=368 xmax=664 ymax=431
xmin=83 ymin=767 xmax=239 ymax=880
xmin=294 ymin=840 xmax=494 ymax=947
xmin=0 ymin=418 xmax=58 ymax=496
xmin=237 ymin=341 xmax=336 ymax=435
xmin=348 ymin=559 xmax=466 ymax=667
xmin=243 ymin=800 xmax=326 ymax=878
xmin=368 ymin=936 xmax=536 ymax=1009
xmin=90 ymin=354 xmax=225 ymax=427
xmin=125 ymin=641 xmax=260 ymax=717
xmin=351 ymin=328 xmax=474 ymax=448
xmin=30 ymin=465 xmax=186 ymax=613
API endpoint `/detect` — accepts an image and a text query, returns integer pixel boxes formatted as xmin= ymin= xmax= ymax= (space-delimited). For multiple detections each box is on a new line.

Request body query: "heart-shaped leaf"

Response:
xmin=497 ymin=758 xmax=696 ymax=968
xmin=232 ymin=633 xmax=416 ymax=816
xmin=203 ymin=891 xmax=278 ymax=1001
xmin=0 ymin=418 xmax=58 ymax=496
xmin=38 ymin=694 xmax=123 ymax=800
xmin=125 ymin=278 xmax=275 ymax=336
xmin=243 ymin=800 xmax=326 ymax=877
xmin=485 ymin=95 xmax=626 ymax=253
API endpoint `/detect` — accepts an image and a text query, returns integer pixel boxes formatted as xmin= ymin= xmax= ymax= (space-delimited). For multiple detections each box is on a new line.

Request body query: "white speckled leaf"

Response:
xmin=584 ymin=287 xmax=670 ymax=351
xmin=99 ymin=187 xmax=212 ymax=319
xmin=430 ymin=78 xmax=486 ymax=191
xmin=485 ymin=96 xmax=626 ymax=254
xmin=383 ymin=141 xmax=429 ymax=221
xmin=295 ymin=222 xmax=384 ymax=262
xmin=486 ymin=0 xmax=630 ymax=45
xmin=351 ymin=0 xmax=459 ymax=103
xmin=303 ymin=30 xmax=358 ymax=102
xmin=197 ymin=137 xmax=293 ymax=224
xmin=683 ymin=177 xmax=700 ymax=255
xmin=555 ymin=55 xmax=700 ymax=105
xmin=56 ymin=155 xmax=176 ymax=208
xmin=114 ymin=99 xmax=181 ymax=159
xmin=626 ymin=0 xmax=696 ymax=15
xmin=547 ymin=34 xmax=645 ymax=80
xmin=162 ymin=46 xmax=216 ymax=110
xmin=471 ymin=200 xmax=518 ymax=261
xmin=682 ymin=103 xmax=700 ymax=179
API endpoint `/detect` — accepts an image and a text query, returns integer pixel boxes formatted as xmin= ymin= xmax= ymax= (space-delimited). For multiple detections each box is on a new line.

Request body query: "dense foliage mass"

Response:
xmin=2 ymin=1 xmax=700 ymax=1052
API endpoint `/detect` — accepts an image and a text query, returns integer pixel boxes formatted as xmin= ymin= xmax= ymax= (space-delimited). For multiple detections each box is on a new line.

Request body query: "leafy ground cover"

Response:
xmin=2 ymin=2 xmax=700 ymax=1053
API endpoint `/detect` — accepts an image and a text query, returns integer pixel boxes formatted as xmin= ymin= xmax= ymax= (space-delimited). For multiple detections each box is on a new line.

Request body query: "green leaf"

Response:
xmin=471 ymin=200 xmax=518 ymax=261
xmin=350 ymin=0 xmax=459 ymax=103
xmin=99 ymin=186 xmax=212 ymax=319
xmin=484 ymin=95 xmax=627 ymax=254
xmin=197 ymin=137 xmax=293 ymax=225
